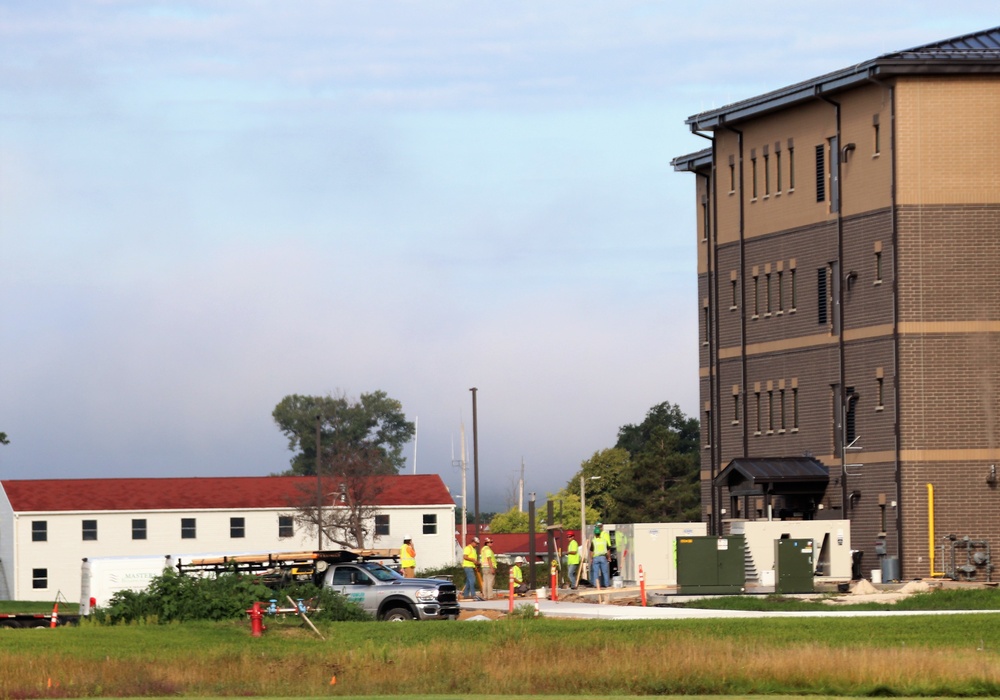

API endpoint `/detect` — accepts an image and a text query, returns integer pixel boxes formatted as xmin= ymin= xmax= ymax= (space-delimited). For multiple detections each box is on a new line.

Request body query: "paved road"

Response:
xmin=460 ymin=596 xmax=1000 ymax=620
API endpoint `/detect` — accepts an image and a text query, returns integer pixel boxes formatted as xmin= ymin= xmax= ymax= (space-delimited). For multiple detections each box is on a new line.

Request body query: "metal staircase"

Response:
xmin=743 ymin=546 xmax=759 ymax=584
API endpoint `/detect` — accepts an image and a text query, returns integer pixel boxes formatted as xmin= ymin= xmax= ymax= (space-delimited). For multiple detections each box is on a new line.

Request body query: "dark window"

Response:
xmin=776 ymin=149 xmax=783 ymax=192
xmin=422 ymin=514 xmax=437 ymax=535
xmin=815 ymin=144 xmax=826 ymax=202
xmin=751 ymin=156 xmax=758 ymax=199
xmin=846 ymin=388 xmax=859 ymax=444
xmin=792 ymin=387 xmax=800 ymax=430
xmin=230 ymin=517 xmax=245 ymax=539
xmin=779 ymin=389 xmax=786 ymax=431
xmin=731 ymin=277 xmax=738 ymax=308
xmin=375 ymin=514 xmax=390 ymax=537
xmin=753 ymin=275 xmax=759 ymax=317
xmin=278 ymin=515 xmax=294 ymax=538
xmin=702 ymin=305 xmax=710 ymax=345
xmin=817 ymin=268 xmax=829 ymax=325
xmin=32 ymin=521 xmax=47 ymax=542
xmin=777 ymin=270 xmax=784 ymax=311
xmin=181 ymin=518 xmax=196 ymax=539
xmin=875 ymin=250 xmax=883 ymax=283
xmin=132 ymin=519 xmax=147 ymax=540
xmin=788 ymin=145 xmax=796 ymax=189
xmin=755 ymin=392 xmax=762 ymax=434
xmin=705 ymin=408 xmax=712 ymax=446
xmin=765 ymin=273 xmax=772 ymax=315
xmin=790 ymin=268 xmax=797 ymax=309
xmin=767 ymin=390 xmax=774 ymax=433
xmin=764 ymin=153 xmax=770 ymax=195
xmin=82 ymin=519 xmax=97 ymax=541
xmin=729 ymin=162 xmax=735 ymax=192
xmin=32 ymin=568 xmax=48 ymax=589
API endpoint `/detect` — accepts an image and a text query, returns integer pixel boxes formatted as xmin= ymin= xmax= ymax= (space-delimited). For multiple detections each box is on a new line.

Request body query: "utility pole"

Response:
xmin=518 ymin=458 xmax=525 ymax=512
xmin=315 ymin=414 xmax=323 ymax=551
xmin=470 ymin=387 xmax=480 ymax=540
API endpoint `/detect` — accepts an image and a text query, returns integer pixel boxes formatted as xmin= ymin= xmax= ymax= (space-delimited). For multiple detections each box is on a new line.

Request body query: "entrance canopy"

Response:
xmin=714 ymin=457 xmax=829 ymax=498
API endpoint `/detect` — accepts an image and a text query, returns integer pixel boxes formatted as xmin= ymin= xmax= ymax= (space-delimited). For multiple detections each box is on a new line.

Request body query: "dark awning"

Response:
xmin=714 ymin=457 xmax=829 ymax=498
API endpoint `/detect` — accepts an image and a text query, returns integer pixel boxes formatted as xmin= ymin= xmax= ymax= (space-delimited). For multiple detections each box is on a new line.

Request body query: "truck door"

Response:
xmin=329 ymin=565 xmax=375 ymax=612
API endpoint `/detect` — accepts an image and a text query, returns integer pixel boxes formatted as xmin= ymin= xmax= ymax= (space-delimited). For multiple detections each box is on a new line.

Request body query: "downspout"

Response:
xmin=868 ymin=72 xmax=904 ymax=575
xmin=817 ymin=89 xmax=848 ymax=520
xmin=691 ymin=128 xmax=719 ymax=535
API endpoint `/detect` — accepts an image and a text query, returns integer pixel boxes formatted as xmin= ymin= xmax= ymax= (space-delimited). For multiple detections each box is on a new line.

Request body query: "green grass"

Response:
xmin=0 ymin=599 xmax=79 ymax=614
xmin=677 ymin=587 xmax=1000 ymax=612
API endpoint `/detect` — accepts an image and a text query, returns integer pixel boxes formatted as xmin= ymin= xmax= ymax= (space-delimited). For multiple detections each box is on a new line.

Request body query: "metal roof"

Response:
xmin=685 ymin=26 xmax=1000 ymax=132
xmin=714 ymin=457 xmax=829 ymax=489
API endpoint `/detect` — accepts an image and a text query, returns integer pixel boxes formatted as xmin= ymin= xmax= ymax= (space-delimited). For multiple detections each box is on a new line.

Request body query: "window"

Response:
xmin=779 ymin=389 xmax=786 ymax=432
xmin=846 ymin=387 xmax=859 ymax=444
xmin=873 ymin=114 xmax=881 ymax=155
xmin=776 ymin=147 xmax=783 ymax=192
xmin=181 ymin=518 xmax=196 ymax=539
xmin=32 ymin=568 xmax=48 ymax=590
xmin=375 ymin=514 xmax=390 ymax=537
xmin=764 ymin=152 xmax=770 ymax=196
xmin=701 ymin=196 xmax=709 ymax=242
xmin=754 ymin=391 xmax=762 ymax=435
xmin=278 ymin=515 xmax=294 ymax=538
xmin=132 ymin=519 xmax=147 ymax=540
xmin=875 ymin=243 xmax=883 ymax=285
xmin=751 ymin=153 xmax=758 ymax=199
xmin=729 ymin=161 xmax=736 ymax=193
xmin=790 ymin=267 xmax=797 ymax=310
xmin=792 ymin=387 xmax=800 ymax=431
xmin=752 ymin=274 xmax=760 ymax=318
xmin=422 ymin=514 xmax=437 ymax=535
xmin=767 ymin=390 xmax=774 ymax=434
xmin=817 ymin=267 xmax=829 ymax=325
xmin=230 ymin=517 xmax=245 ymax=539
xmin=32 ymin=521 xmax=47 ymax=542
xmin=732 ymin=388 xmax=740 ymax=425
xmin=788 ymin=142 xmax=796 ymax=190
xmin=876 ymin=369 xmax=885 ymax=411
xmin=777 ymin=270 xmax=784 ymax=313
xmin=702 ymin=302 xmax=710 ymax=346
xmin=82 ymin=519 xmax=97 ymax=541
xmin=815 ymin=144 xmax=826 ymax=202
xmin=704 ymin=408 xmax=712 ymax=447
xmin=765 ymin=273 xmax=772 ymax=315
xmin=730 ymin=275 xmax=738 ymax=309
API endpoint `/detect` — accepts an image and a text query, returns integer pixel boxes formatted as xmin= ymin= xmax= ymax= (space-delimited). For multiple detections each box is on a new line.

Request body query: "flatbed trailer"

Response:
xmin=0 ymin=612 xmax=80 ymax=629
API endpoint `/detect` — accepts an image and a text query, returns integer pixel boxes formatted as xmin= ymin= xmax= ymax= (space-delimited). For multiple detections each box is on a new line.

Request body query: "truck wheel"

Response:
xmin=381 ymin=606 xmax=414 ymax=622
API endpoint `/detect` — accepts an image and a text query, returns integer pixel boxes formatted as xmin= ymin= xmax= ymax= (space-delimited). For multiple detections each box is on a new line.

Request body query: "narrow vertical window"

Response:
xmin=776 ymin=146 xmax=783 ymax=192
xmin=873 ymin=114 xmax=881 ymax=155
xmin=132 ymin=519 xmax=147 ymax=540
xmin=815 ymin=144 xmax=826 ymax=202
xmin=278 ymin=515 xmax=294 ymax=538
xmin=817 ymin=267 xmax=829 ymax=325
xmin=788 ymin=143 xmax=796 ymax=190
xmin=82 ymin=519 xmax=98 ymax=541
xmin=751 ymin=154 xmax=758 ymax=199
xmin=779 ymin=389 xmax=786 ymax=431
xmin=702 ymin=304 xmax=710 ymax=346
xmin=375 ymin=514 xmax=390 ymax=537
xmin=731 ymin=274 xmax=738 ymax=309
xmin=792 ymin=387 xmax=800 ymax=431
xmin=753 ymin=274 xmax=760 ymax=318
xmin=790 ymin=268 xmax=797 ymax=310
xmin=422 ymin=514 xmax=438 ymax=535
xmin=876 ymin=368 xmax=885 ymax=411
xmin=729 ymin=161 xmax=736 ymax=193
xmin=700 ymin=196 xmax=709 ymax=242
xmin=230 ymin=517 xmax=245 ymax=539
xmin=767 ymin=390 xmax=774 ymax=433
xmin=777 ymin=270 xmax=784 ymax=312
xmin=874 ymin=242 xmax=883 ymax=285
xmin=764 ymin=152 xmax=770 ymax=196
xmin=845 ymin=387 xmax=858 ymax=444
xmin=733 ymin=389 xmax=740 ymax=424
xmin=755 ymin=391 xmax=762 ymax=434
xmin=705 ymin=408 xmax=713 ymax=446
xmin=765 ymin=273 xmax=772 ymax=315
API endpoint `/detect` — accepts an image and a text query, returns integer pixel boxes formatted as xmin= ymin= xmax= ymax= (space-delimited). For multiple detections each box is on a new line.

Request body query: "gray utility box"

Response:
xmin=774 ymin=538 xmax=814 ymax=594
xmin=677 ymin=536 xmax=746 ymax=595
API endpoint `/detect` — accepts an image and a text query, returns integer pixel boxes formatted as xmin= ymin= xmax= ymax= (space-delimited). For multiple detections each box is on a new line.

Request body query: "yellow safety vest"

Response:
xmin=567 ymin=539 xmax=580 ymax=565
xmin=593 ymin=535 xmax=609 ymax=557
xmin=463 ymin=544 xmax=478 ymax=568
xmin=511 ymin=565 xmax=523 ymax=585
xmin=480 ymin=545 xmax=496 ymax=571
xmin=400 ymin=543 xmax=415 ymax=568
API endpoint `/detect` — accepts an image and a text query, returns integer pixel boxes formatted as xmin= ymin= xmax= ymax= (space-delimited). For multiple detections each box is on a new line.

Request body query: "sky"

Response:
xmin=1 ymin=2 xmax=994 ymax=512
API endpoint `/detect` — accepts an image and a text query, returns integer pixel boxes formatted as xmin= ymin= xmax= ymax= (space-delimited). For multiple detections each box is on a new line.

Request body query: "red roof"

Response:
xmin=0 ymin=474 xmax=455 ymax=513
xmin=457 ymin=531 xmax=574 ymax=556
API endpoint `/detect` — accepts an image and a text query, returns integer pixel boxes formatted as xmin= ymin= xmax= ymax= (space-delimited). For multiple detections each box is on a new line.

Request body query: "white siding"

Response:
xmin=5 ymin=503 xmax=455 ymax=603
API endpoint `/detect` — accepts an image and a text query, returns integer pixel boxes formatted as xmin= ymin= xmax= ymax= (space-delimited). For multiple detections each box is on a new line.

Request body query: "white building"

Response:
xmin=0 ymin=473 xmax=457 ymax=603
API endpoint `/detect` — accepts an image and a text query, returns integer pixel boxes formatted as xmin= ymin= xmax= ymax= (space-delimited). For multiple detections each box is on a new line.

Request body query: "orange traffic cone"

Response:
xmin=50 ymin=602 xmax=58 ymax=629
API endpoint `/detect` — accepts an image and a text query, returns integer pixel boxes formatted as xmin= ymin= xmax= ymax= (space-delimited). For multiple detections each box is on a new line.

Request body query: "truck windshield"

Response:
xmin=360 ymin=562 xmax=402 ymax=581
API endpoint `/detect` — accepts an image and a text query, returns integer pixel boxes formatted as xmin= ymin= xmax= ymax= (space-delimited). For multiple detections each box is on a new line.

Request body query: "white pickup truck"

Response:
xmin=320 ymin=558 xmax=459 ymax=621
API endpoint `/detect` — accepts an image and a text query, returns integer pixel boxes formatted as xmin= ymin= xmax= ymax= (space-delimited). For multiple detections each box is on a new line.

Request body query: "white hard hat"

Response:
xmin=404 ymin=534 xmax=412 ymax=540
xmin=514 ymin=556 xmax=526 ymax=564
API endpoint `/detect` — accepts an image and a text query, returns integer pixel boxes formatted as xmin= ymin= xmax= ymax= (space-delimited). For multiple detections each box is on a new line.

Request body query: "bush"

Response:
xmin=94 ymin=569 xmax=370 ymax=624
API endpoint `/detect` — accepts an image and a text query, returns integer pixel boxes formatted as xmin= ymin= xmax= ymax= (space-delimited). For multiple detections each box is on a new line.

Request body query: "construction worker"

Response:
xmin=590 ymin=523 xmax=611 ymax=588
xmin=511 ymin=556 xmax=529 ymax=596
xmin=400 ymin=536 xmax=416 ymax=578
xmin=462 ymin=536 xmax=480 ymax=600
xmin=612 ymin=528 xmax=628 ymax=579
xmin=480 ymin=537 xmax=497 ymax=600
xmin=566 ymin=531 xmax=580 ymax=590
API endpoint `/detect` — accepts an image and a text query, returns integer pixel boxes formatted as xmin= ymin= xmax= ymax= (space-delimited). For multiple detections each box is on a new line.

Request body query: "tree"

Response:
xmin=606 ymin=402 xmax=700 ymax=522
xmin=272 ymin=391 xmax=415 ymax=476
xmin=488 ymin=508 xmax=544 ymax=534
xmin=563 ymin=448 xmax=631 ymax=520
xmin=273 ymin=391 xmax=415 ymax=549
xmin=0 ymin=433 xmax=7 ymax=445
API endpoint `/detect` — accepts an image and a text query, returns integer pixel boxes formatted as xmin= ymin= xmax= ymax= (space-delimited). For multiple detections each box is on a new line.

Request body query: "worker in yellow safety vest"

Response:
xmin=400 ymin=536 xmax=416 ymax=578
xmin=511 ymin=556 xmax=529 ymax=596
xmin=590 ymin=523 xmax=611 ymax=587
xmin=462 ymin=536 xmax=480 ymax=600
xmin=566 ymin=531 xmax=580 ymax=590
xmin=480 ymin=537 xmax=497 ymax=599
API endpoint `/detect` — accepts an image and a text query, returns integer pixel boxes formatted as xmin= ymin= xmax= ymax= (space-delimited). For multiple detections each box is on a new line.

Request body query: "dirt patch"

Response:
xmin=458 ymin=609 xmax=506 ymax=621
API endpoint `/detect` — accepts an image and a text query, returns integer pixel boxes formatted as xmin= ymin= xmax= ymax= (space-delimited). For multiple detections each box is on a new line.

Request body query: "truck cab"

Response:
xmin=322 ymin=560 xmax=459 ymax=621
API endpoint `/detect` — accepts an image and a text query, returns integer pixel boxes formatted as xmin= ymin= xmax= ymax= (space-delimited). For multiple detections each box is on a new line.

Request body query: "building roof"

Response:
xmin=681 ymin=26 xmax=1000 ymax=134
xmin=714 ymin=457 xmax=829 ymax=497
xmin=0 ymin=474 xmax=455 ymax=513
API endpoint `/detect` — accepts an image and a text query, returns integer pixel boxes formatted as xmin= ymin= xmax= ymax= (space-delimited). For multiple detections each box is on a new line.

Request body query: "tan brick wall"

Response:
xmin=896 ymin=76 xmax=1000 ymax=206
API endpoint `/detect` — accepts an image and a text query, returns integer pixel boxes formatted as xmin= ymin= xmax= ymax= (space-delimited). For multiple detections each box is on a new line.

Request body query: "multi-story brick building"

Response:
xmin=672 ymin=27 xmax=1000 ymax=579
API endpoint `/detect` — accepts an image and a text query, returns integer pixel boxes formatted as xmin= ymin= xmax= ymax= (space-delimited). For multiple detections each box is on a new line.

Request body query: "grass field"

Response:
xmin=4 ymin=610 xmax=1000 ymax=697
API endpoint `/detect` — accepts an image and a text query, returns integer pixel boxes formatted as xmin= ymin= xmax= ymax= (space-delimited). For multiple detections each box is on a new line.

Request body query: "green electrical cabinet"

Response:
xmin=774 ymin=538 xmax=815 ymax=594
xmin=677 ymin=536 xmax=746 ymax=594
